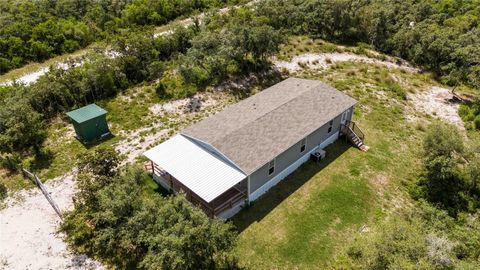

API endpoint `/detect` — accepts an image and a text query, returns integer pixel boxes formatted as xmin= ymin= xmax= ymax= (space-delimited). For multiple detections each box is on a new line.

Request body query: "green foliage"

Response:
xmin=0 ymin=0 xmax=229 ymax=74
xmin=423 ymin=122 xmax=465 ymax=159
xmin=416 ymin=123 xmax=480 ymax=216
xmin=62 ymin=167 xmax=239 ymax=269
xmin=459 ymin=101 xmax=480 ymax=130
xmin=179 ymin=9 xmax=283 ymax=86
xmin=381 ymin=79 xmax=407 ymax=100
xmin=0 ymin=93 xmax=46 ymax=156
xmin=338 ymin=203 xmax=480 ymax=269
xmin=77 ymin=148 xmax=119 ymax=178
xmin=0 ymin=182 xmax=7 ymax=202
xmin=255 ymin=0 xmax=480 ymax=88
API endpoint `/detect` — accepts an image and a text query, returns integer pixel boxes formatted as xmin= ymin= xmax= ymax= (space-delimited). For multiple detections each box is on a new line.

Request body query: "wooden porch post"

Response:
xmin=150 ymin=161 xmax=154 ymax=174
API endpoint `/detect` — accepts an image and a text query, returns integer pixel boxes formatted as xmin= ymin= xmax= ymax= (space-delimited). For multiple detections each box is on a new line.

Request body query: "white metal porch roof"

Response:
xmin=143 ymin=134 xmax=247 ymax=203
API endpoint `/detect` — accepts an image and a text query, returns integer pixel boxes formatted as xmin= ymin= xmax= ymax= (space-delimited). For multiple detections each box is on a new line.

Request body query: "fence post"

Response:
xmin=22 ymin=169 xmax=63 ymax=219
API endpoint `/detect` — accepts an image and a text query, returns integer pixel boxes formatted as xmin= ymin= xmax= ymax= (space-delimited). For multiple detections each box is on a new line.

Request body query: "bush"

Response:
xmin=0 ymin=182 xmax=7 ymax=202
xmin=385 ymin=81 xmax=407 ymax=100
xmin=0 ymin=153 xmax=22 ymax=172
xmin=473 ymin=115 xmax=480 ymax=130
xmin=62 ymin=167 xmax=239 ymax=269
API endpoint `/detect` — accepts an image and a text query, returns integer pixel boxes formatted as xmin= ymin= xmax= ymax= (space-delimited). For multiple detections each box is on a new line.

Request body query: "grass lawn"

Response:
xmin=233 ymin=61 xmax=431 ymax=269
xmin=234 ymin=141 xmax=374 ymax=268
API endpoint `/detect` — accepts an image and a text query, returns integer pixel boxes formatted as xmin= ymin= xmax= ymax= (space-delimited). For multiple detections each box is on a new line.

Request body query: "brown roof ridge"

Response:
xmin=209 ymin=81 xmax=325 ymax=148
xmin=210 ymin=81 xmax=323 ymax=145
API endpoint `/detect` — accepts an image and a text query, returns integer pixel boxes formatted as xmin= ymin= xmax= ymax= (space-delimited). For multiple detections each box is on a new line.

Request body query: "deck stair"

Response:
xmin=342 ymin=120 xmax=369 ymax=152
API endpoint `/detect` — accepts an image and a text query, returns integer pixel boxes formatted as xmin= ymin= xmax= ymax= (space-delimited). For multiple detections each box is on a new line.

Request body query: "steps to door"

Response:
xmin=342 ymin=121 xmax=369 ymax=152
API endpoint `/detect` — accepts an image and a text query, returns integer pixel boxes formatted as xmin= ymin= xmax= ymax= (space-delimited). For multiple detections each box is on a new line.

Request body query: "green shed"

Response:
xmin=66 ymin=104 xmax=111 ymax=144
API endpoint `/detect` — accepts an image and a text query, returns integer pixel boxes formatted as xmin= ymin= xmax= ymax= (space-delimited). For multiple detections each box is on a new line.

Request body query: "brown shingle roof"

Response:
xmin=181 ymin=78 xmax=357 ymax=174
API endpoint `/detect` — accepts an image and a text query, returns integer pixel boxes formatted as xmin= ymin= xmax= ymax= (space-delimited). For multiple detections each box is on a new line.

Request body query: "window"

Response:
xmin=268 ymin=159 xmax=275 ymax=175
xmin=300 ymin=138 xmax=307 ymax=153
xmin=327 ymin=120 xmax=333 ymax=133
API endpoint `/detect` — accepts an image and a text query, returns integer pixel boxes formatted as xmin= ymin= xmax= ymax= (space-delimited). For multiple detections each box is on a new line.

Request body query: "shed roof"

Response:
xmin=182 ymin=78 xmax=357 ymax=174
xmin=144 ymin=134 xmax=247 ymax=203
xmin=66 ymin=104 xmax=107 ymax=123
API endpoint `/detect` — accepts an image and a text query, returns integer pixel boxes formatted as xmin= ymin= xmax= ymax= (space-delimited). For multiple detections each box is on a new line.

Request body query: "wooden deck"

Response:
xmin=145 ymin=161 xmax=247 ymax=217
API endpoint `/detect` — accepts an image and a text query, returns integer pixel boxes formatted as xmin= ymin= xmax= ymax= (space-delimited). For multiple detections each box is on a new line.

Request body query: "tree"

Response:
xmin=247 ymin=25 xmax=283 ymax=63
xmin=423 ymin=122 xmax=464 ymax=160
xmin=75 ymin=148 xmax=120 ymax=207
xmin=418 ymin=123 xmax=476 ymax=216
xmin=0 ymin=95 xmax=46 ymax=155
xmin=62 ymin=167 xmax=239 ymax=269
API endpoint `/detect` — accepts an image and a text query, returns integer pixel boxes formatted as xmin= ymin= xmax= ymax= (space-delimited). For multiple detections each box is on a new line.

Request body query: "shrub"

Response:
xmin=473 ymin=115 xmax=480 ymax=130
xmin=0 ymin=153 xmax=22 ymax=172
xmin=62 ymin=167 xmax=239 ymax=269
xmin=0 ymin=182 xmax=7 ymax=202
xmin=384 ymin=81 xmax=407 ymax=100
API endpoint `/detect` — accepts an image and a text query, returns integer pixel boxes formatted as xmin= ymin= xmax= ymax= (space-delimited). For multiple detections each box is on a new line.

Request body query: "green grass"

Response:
xmin=233 ymin=59 xmax=441 ymax=269
xmin=31 ymin=117 xmax=122 ymax=180
xmin=234 ymin=141 xmax=373 ymax=268
xmin=99 ymin=85 xmax=161 ymax=132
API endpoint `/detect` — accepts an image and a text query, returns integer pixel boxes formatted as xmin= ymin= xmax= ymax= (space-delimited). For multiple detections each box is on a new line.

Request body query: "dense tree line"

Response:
xmin=0 ymin=25 xmax=194 ymax=159
xmin=61 ymin=149 xmax=239 ymax=269
xmin=254 ymin=0 xmax=480 ymax=89
xmin=0 ymin=0 xmax=234 ymax=73
xmin=177 ymin=11 xmax=283 ymax=87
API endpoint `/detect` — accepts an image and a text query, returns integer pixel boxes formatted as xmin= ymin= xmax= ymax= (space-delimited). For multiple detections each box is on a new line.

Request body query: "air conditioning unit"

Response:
xmin=310 ymin=149 xmax=326 ymax=163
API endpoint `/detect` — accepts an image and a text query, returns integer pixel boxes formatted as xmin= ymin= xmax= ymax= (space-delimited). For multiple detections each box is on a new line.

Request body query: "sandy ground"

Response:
xmin=116 ymin=92 xmax=225 ymax=164
xmin=407 ymin=86 xmax=464 ymax=129
xmin=0 ymin=61 xmax=84 ymax=87
xmin=0 ymin=171 xmax=104 ymax=270
xmin=274 ymin=52 xmax=419 ymax=73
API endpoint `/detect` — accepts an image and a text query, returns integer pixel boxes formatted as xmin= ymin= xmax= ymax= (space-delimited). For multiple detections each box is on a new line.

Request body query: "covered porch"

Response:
xmin=143 ymin=134 xmax=248 ymax=218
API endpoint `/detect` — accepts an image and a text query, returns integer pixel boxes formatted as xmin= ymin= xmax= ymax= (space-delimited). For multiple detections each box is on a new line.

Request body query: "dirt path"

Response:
xmin=274 ymin=52 xmax=419 ymax=73
xmin=0 ymin=171 xmax=103 ymax=270
xmin=0 ymin=2 xmax=254 ymax=87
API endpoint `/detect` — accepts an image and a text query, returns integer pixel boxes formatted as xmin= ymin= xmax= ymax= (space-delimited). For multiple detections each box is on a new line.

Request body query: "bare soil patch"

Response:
xmin=0 ymin=172 xmax=103 ymax=270
xmin=274 ymin=52 xmax=419 ymax=73
xmin=407 ymin=86 xmax=464 ymax=129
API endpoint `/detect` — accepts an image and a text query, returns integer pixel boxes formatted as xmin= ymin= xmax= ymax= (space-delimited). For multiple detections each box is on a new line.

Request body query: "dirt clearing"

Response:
xmin=274 ymin=52 xmax=419 ymax=73
xmin=0 ymin=172 xmax=103 ymax=270
xmin=408 ymin=86 xmax=464 ymax=129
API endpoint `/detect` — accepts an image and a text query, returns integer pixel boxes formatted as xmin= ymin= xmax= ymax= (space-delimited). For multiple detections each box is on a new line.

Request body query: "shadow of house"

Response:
xmin=232 ymin=140 xmax=351 ymax=232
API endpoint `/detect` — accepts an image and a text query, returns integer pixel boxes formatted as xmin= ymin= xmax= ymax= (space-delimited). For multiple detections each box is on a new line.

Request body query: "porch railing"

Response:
xmin=212 ymin=187 xmax=247 ymax=216
xmin=145 ymin=161 xmax=247 ymax=217
xmin=342 ymin=120 xmax=365 ymax=142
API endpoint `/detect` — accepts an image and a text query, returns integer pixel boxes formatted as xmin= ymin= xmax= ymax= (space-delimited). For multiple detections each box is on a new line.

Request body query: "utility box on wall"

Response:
xmin=66 ymin=104 xmax=111 ymax=144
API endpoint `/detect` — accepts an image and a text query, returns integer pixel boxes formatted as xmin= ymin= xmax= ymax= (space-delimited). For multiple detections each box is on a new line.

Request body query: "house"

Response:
xmin=144 ymin=78 xmax=364 ymax=218
xmin=66 ymin=103 xmax=111 ymax=144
